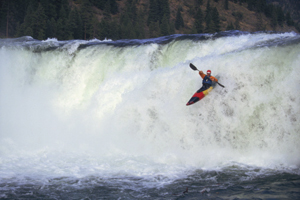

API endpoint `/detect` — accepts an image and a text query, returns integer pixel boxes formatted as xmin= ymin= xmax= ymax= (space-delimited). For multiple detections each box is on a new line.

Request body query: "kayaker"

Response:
xmin=197 ymin=70 xmax=218 ymax=93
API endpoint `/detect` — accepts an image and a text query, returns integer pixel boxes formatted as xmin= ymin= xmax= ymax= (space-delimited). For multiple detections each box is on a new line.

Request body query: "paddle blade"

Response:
xmin=217 ymin=82 xmax=225 ymax=88
xmin=189 ymin=63 xmax=198 ymax=71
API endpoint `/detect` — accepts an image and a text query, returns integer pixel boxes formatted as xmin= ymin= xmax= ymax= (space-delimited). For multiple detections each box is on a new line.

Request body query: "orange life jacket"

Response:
xmin=199 ymin=71 xmax=218 ymax=82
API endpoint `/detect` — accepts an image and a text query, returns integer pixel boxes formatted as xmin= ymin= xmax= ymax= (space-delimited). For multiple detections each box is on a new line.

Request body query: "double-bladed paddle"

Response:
xmin=189 ymin=63 xmax=225 ymax=88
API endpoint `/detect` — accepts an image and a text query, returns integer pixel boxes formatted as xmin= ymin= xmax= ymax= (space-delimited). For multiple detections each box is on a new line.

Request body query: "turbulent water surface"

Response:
xmin=0 ymin=31 xmax=300 ymax=199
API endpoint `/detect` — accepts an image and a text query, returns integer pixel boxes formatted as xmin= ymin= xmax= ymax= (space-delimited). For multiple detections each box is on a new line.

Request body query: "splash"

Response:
xmin=0 ymin=32 xmax=300 ymax=180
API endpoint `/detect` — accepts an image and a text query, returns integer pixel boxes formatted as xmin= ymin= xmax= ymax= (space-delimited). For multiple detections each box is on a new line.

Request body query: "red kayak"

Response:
xmin=186 ymin=86 xmax=213 ymax=106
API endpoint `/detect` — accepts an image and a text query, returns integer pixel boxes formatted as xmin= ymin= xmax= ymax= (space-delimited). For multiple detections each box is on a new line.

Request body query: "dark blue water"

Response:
xmin=1 ymin=168 xmax=300 ymax=199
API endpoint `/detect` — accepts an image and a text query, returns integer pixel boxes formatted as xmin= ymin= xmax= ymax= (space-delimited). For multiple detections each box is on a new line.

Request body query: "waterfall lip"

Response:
xmin=1 ymin=31 xmax=298 ymax=51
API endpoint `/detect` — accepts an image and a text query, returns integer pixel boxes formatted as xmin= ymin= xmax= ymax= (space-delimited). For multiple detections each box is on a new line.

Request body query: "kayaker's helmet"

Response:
xmin=207 ymin=70 xmax=211 ymax=75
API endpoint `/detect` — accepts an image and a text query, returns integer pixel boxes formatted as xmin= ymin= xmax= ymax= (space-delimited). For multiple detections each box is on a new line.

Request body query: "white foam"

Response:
xmin=0 ymin=33 xmax=300 ymax=180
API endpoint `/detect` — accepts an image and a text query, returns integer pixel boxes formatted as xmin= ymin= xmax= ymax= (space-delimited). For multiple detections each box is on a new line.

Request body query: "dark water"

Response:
xmin=1 ymin=168 xmax=300 ymax=199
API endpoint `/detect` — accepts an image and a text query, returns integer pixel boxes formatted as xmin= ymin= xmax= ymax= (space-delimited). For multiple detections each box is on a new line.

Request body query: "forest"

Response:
xmin=0 ymin=0 xmax=299 ymax=40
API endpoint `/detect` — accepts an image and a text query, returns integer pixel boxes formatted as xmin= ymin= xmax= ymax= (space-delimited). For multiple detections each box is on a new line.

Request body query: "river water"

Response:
xmin=0 ymin=31 xmax=300 ymax=199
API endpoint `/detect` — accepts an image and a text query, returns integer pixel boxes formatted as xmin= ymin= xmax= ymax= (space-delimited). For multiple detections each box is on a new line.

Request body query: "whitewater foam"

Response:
xmin=0 ymin=33 xmax=300 ymax=182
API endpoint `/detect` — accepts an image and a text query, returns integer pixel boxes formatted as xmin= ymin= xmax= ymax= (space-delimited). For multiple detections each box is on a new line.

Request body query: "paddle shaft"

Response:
xmin=189 ymin=63 xmax=225 ymax=88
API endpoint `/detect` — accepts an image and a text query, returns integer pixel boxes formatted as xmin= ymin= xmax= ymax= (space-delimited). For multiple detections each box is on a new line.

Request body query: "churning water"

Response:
xmin=0 ymin=31 xmax=300 ymax=199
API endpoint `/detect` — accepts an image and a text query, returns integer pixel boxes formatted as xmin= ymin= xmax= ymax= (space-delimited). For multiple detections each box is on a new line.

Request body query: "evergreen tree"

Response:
xmin=149 ymin=21 xmax=160 ymax=38
xmin=90 ymin=0 xmax=106 ymax=10
xmin=224 ymin=0 xmax=229 ymax=10
xmin=286 ymin=12 xmax=294 ymax=26
xmin=147 ymin=0 xmax=159 ymax=25
xmin=175 ymin=8 xmax=184 ymax=30
xmin=56 ymin=5 xmax=68 ymax=39
xmin=110 ymin=20 xmax=119 ymax=40
xmin=67 ymin=8 xmax=79 ymax=39
xmin=33 ymin=3 xmax=47 ymax=40
xmin=271 ymin=7 xmax=277 ymax=29
xmin=126 ymin=0 xmax=137 ymax=23
xmin=195 ymin=0 xmax=203 ymax=6
xmin=205 ymin=0 xmax=211 ymax=21
xmin=205 ymin=12 xmax=216 ymax=33
xmin=103 ymin=0 xmax=112 ymax=19
xmin=226 ymin=22 xmax=234 ymax=30
xmin=135 ymin=9 xmax=146 ymax=39
xmin=0 ymin=1 xmax=17 ymax=37
xmin=255 ymin=0 xmax=266 ymax=13
xmin=276 ymin=6 xmax=285 ymax=27
xmin=90 ymin=15 xmax=100 ymax=39
xmin=148 ymin=0 xmax=170 ymax=25
xmin=18 ymin=1 xmax=37 ymax=37
xmin=212 ymin=7 xmax=220 ymax=32
xmin=234 ymin=19 xmax=240 ymax=30
xmin=46 ymin=17 xmax=57 ymax=38
xmin=41 ymin=0 xmax=57 ymax=20
xmin=160 ymin=14 xmax=170 ymax=36
xmin=194 ymin=8 xmax=204 ymax=33
xmin=110 ymin=0 xmax=118 ymax=14
xmin=159 ymin=0 xmax=170 ymax=23
xmin=81 ymin=0 xmax=93 ymax=39
xmin=264 ymin=4 xmax=274 ymax=18
xmin=119 ymin=11 xmax=136 ymax=39
xmin=24 ymin=27 xmax=33 ymax=36
xmin=99 ymin=19 xmax=110 ymax=39
xmin=256 ymin=13 xmax=265 ymax=31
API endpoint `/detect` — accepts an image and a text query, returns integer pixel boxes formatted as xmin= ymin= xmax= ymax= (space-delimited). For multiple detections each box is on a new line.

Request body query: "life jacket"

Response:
xmin=202 ymin=75 xmax=212 ymax=85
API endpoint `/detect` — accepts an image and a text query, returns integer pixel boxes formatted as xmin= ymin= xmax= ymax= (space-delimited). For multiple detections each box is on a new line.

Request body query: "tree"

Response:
xmin=46 ymin=17 xmax=57 ymax=38
xmin=126 ymin=0 xmax=137 ymax=23
xmin=160 ymin=14 xmax=170 ymax=36
xmin=194 ymin=8 xmax=204 ymax=33
xmin=271 ymin=6 xmax=277 ymax=29
xmin=205 ymin=0 xmax=211 ymax=21
xmin=256 ymin=13 xmax=265 ymax=31
xmin=276 ymin=6 xmax=285 ymax=27
xmin=234 ymin=19 xmax=240 ymax=30
xmin=175 ymin=8 xmax=184 ymax=30
xmin=99 ymin=19 xmax=110 ymax=39
xmin=41 ymin=0 xmax=57 ymax=20
xmin=148 ymin=0 xmax=170 ymax=25
xmin=81 ymin=0 xmax=93 ymax=39
xmin=56 ymin=5 xmax=68 ymax=39
xmin=205 ymin=12 xmax=216 ymax=33
xmin=224 ymin=0 xmax=229 ymax=10
xmin=1 ymin=1 xmax=18 ymax=37
xmin=67 ymin=8 xmax=82 ymax=39
xmin=33 ymin=3 xmax=47 ymax=40
xmin=149 ymin=21 xmax=160 ymax=38
xmin=103 ymin=0 xmax=111 ymax=19
xmin=110 ymin=0 xmax=118 ymax=14
xmin=286 ymin=12 xmax=294 ymax=26
xmin=135 ymin=10 xmax=146 ymax=39
xmin=147 ymin=0 xmax=159 ymax=25
xmin=90 ymin=0 xmax=106 ymax=10
xmin=119 ymin=11 xmax=136 ymax=39
xmin=195 ymin=0 xmax=203 ymax=6
xmin=20 ymin=1 xmax=36 ymax=36
xmin=159 ymin=0 xmax=170 ymax=23
xmin=212 ymin=7 xmax=220 ymax=32
xmin=226 ymin=22 xmax=234 ymax=30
